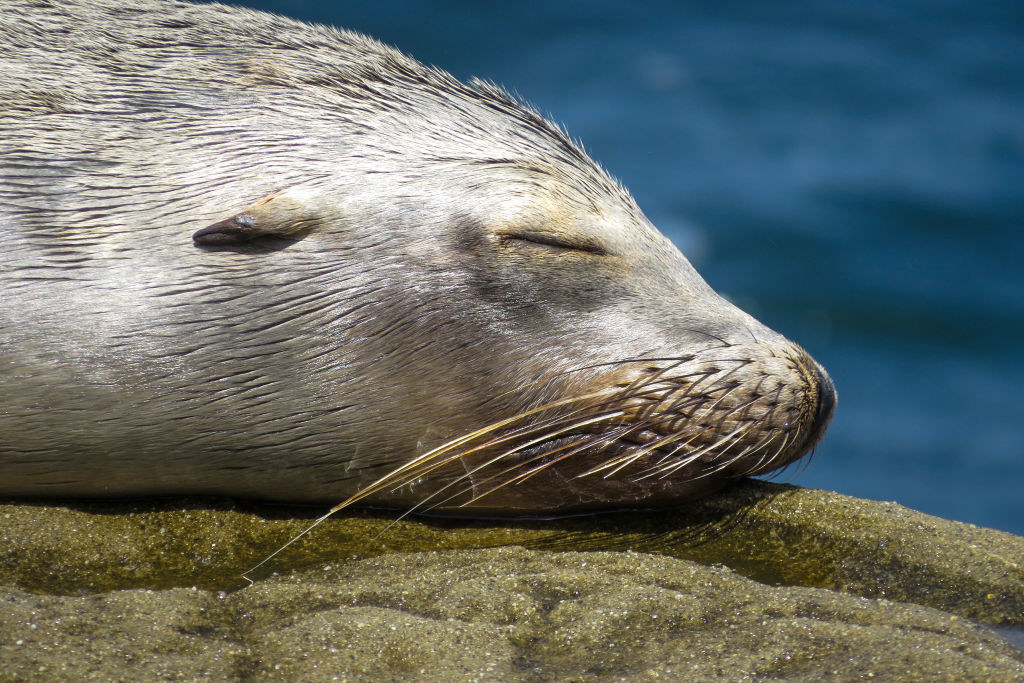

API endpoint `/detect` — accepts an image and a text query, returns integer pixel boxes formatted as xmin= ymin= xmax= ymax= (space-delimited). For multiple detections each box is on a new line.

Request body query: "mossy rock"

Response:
xmin=2 ymin=480 xmax=1023 ymax=679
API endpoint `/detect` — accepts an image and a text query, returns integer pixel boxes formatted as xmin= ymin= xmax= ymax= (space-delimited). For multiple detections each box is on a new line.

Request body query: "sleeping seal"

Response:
xmin=0 ymin=0 xmax=834 ymax=514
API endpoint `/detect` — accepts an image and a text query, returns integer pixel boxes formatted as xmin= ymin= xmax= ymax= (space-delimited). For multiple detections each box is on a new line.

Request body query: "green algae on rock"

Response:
xmin=2 ymin=481 xmax=1021 ymax=629
xmin=2 ymin=548 xmax=1022 ymax=680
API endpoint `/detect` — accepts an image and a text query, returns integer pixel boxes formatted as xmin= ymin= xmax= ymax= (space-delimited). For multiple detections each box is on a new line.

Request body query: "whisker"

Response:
xmin=380 ymin=410 xmax=626 ymax=523
xmin=460 ymin=436 xmax=603 ymax=505
xmin=735 ymin=431 xmax=782 ymax=475
xmin=326 ymin=388 xmax=621 ymax=512
xmin=620 ymin=431 xmax=708 ymax=480
xmin=699 ymin=427 xmax=789 ymax=479
xmin=659 ymin=423 xmax=751 ymax=481
xmin=589 ymin=378 xmax=759 ymax=481
xmin=581 ymin=423 xmax=701 ymax=478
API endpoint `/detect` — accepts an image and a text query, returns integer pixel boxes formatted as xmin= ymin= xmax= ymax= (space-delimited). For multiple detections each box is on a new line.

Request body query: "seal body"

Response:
xmin=0 ymin=0 xmax=835 ymax=513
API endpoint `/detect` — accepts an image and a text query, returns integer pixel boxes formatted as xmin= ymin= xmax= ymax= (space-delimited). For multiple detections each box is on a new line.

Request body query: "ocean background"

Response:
xmin=228 ymin=0 xmax=1023 ymax=536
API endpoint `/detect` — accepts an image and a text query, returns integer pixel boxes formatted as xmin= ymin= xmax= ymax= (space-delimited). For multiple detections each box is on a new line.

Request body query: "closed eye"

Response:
xmin=500 ymin=232 xmax=607 ymax=256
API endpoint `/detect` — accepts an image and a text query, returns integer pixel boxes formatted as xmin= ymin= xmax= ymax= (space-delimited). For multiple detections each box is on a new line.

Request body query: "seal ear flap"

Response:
xmin=192 ymin=189 xmax=324 ymax=246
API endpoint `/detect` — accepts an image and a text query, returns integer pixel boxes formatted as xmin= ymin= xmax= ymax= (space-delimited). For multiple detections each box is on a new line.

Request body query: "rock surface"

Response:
xmin=2 ymin=481 xmax=1023 ymax=680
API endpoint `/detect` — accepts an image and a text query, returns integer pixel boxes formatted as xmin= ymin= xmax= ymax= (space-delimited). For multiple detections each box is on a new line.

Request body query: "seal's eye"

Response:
xmin=500 ymin=232 xmax=607 ymax=256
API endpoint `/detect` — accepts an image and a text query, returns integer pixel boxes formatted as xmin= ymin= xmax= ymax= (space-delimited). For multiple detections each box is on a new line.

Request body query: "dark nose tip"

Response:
xmin=809 ymin=363 xmax=836 ymax=442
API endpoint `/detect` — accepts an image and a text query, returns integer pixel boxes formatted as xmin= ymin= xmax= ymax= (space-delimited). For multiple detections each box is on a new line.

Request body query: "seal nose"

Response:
xmin=808 ymin=362 xmax=836 ymax=444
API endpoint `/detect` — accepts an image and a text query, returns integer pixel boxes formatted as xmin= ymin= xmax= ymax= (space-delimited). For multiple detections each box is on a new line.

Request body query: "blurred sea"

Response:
xmin=231 ymin=1 xmax=1024 ymax=535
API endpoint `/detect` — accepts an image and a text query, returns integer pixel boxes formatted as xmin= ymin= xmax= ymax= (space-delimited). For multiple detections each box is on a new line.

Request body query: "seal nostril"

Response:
xmin=809 ymin=364 xmax=837 ymax=442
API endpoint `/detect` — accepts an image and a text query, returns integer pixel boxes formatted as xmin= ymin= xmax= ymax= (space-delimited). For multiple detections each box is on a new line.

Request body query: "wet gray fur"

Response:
xmin=0 ymin=0 xmax=823 ymax=508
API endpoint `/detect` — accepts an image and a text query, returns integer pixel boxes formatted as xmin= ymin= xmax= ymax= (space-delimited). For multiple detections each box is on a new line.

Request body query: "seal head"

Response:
xmin=0 ymin=0 xmax=835 ymax=514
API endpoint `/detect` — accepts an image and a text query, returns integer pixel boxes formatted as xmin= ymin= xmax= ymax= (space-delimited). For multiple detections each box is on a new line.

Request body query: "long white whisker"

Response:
xmin=375 ymin=410 xmax=625 ymax=528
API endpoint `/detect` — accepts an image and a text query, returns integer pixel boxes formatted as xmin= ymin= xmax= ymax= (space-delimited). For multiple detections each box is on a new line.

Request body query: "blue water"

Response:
xmin=233 ymin=1 xmax=1024 ymax=536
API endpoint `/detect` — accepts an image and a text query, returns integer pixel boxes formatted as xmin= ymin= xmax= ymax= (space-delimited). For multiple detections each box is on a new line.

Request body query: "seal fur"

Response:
xmin=0 ymin=0 xmax=835 ymax=514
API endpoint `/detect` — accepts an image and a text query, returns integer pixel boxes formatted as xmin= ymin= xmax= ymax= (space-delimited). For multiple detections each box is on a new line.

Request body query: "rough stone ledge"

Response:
xmin=2 ymin=481 xmax=1023 ymax=679
xmin=2 ymin=548 xmax=1023 ymax=680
